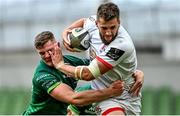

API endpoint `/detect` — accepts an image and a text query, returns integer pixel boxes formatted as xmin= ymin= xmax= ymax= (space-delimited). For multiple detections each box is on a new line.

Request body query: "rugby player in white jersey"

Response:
xmin=51 ymin=2 xmax=144 ymax=115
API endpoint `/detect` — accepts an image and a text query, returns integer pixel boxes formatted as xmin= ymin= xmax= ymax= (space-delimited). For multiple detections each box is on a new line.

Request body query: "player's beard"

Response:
xmin=99 ymin=32 xmax=118 ymax=45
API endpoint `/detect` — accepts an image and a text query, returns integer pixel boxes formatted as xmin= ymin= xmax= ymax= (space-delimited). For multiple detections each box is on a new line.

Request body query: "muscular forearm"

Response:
xmin=56 ymin=63 xmax=95 ymax=81
xmin=70 ymin=88 xmax=114 ymax=106
xmin=51 ymin=83 xmax=122 ymax=106
xmin=71 ymin=80 xmax=124 ymax=106
xmin=55 ymin=57 xmax=110 ymax=81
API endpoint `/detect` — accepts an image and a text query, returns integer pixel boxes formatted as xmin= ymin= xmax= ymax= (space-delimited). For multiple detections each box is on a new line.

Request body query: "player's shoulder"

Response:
xmin=84 ymin=15 xmax=96 ymax=25
xmin=110 ymin=37 xmax=133 ymax=51
xmin=107 ymin=38 xmax=134 ymax=58
xmin=84 ymin=15 xmax=97 ymax=32
xmin=114 ymin=26 xmax=135 ymax=50
xmin=87 ymin=15 xmax=96 ymax=22
xmin=118 ymin=25 xmax=131 ymax=40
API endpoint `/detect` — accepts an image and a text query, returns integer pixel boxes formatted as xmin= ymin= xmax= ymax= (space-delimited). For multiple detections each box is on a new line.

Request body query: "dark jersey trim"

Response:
xmin=106 ymin=47 xmax=125 ymax=61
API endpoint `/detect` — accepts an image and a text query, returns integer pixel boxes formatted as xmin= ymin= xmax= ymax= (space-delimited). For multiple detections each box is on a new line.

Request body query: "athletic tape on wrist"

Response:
xmin=87 ymin=59 xmax=101 ymax=78
xmin=79 ymin=66 xmax=85 ymax=80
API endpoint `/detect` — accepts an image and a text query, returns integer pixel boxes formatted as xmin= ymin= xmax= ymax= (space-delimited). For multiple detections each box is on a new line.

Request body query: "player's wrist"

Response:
xmin=108 ymin=88 xmax=115 ymax=97
xmin=102 ymin=87 xmax=114 ymax=98
xmin=55 ymin=61 xmax=64 ymax=69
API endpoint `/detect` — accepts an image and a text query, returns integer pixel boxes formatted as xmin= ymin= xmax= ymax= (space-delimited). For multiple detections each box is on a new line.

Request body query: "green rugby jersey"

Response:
xmin=23 ymin=55 xmax=89 ymax=115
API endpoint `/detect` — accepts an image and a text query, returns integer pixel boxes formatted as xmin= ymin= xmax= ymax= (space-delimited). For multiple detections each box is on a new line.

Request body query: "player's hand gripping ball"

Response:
xmin=68 ymin=28 xmax=90 ymax=51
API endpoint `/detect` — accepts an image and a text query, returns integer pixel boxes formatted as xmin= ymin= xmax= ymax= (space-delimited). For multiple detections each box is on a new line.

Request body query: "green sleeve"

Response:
xmin=33 ymin=73 xmax=61 ymax=94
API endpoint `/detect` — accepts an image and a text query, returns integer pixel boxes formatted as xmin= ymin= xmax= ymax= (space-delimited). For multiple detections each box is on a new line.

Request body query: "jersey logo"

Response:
xmin=106 ymin=47 xmax=125 ymax=61
xmin=89 ymin=16 xmax=96 ymax=22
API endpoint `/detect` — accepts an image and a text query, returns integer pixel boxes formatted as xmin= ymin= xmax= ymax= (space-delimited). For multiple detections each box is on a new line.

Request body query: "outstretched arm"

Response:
xmin=50 ymin=80 xmax=124 ymax=106
xmin=49 ymin=44 xmax=144 ymax=97
xmin=49 ymin=44 xmax=144 ymax=83
xmin=49 ymin=44 xmax=109 ymax=81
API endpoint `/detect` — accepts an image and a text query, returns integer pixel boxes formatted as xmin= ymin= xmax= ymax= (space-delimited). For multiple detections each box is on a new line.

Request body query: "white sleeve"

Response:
xmin=83 ymin=15 xmax=97 ymax=33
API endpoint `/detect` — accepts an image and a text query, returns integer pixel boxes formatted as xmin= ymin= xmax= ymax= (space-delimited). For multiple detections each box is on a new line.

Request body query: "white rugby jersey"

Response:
xmin=84 ymin=16 xmax=137 ymax=96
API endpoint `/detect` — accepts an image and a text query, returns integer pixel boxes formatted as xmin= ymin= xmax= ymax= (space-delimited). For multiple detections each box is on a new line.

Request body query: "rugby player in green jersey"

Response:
xmin=23 ymin=31 xmax=125 ymax=115
xmin=23 ymin=31 xmax=144 ymax=115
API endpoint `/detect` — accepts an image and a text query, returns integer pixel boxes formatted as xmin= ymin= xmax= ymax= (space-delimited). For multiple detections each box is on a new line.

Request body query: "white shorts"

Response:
xmin=93 ymin=95 xmax=141 ymax=115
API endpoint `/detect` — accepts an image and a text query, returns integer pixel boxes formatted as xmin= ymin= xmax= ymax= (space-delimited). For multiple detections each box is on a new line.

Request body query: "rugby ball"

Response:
xmin=69 ymin=28 xmax=90 ymax=51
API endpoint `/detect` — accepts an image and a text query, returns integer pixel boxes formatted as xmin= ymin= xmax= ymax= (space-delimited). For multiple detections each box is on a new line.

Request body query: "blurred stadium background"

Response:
xmin=0 ymin=0 xmax=180 ymax=115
